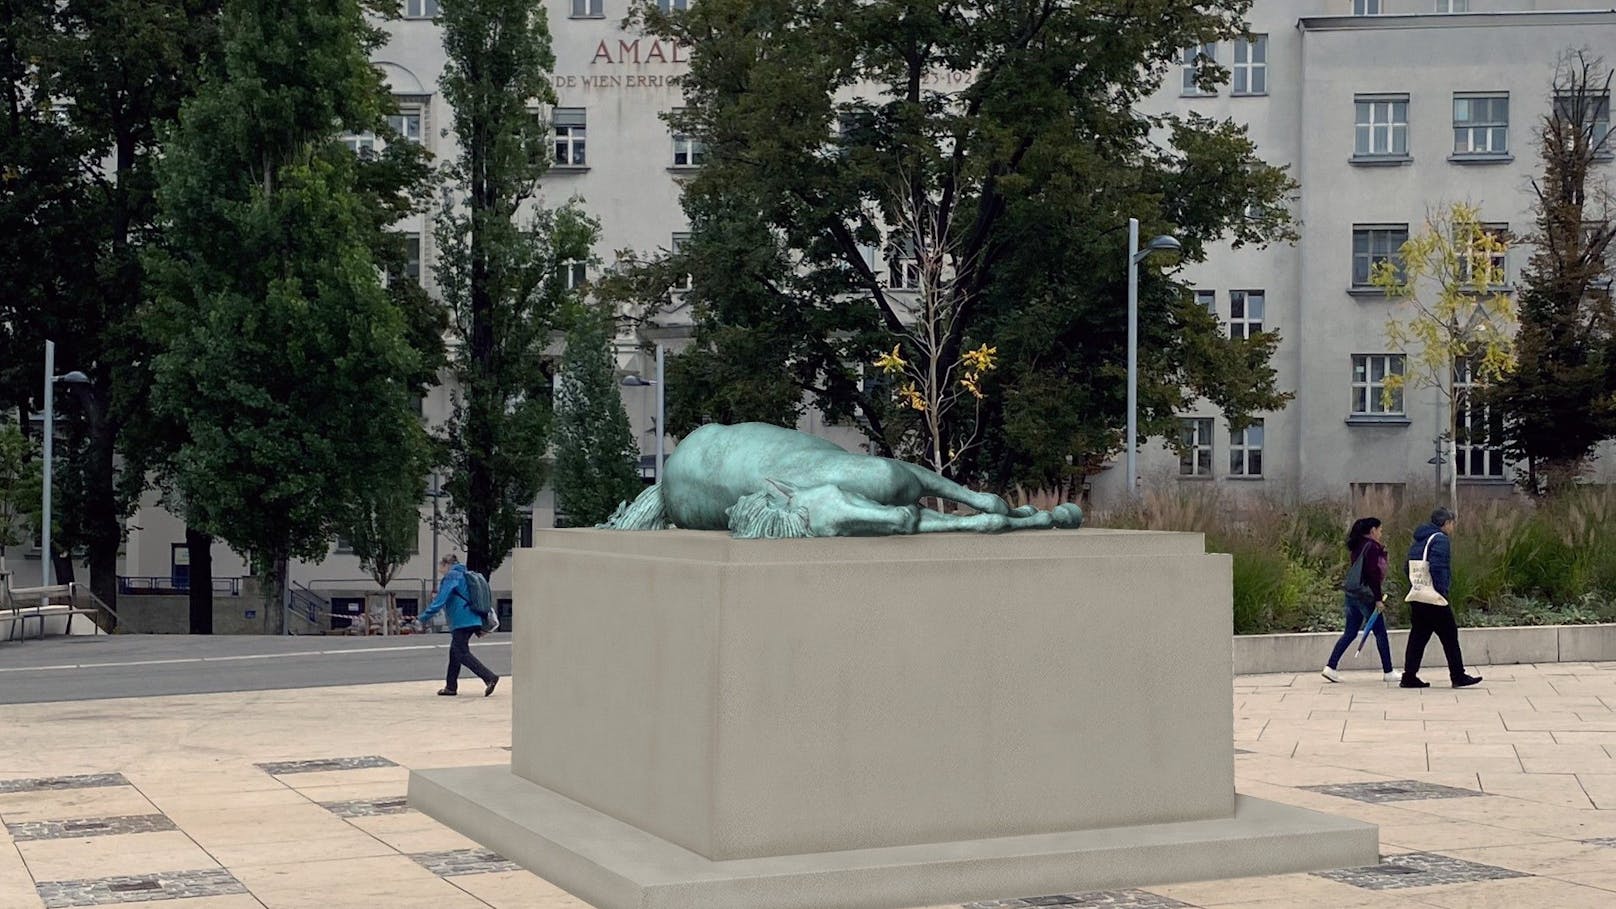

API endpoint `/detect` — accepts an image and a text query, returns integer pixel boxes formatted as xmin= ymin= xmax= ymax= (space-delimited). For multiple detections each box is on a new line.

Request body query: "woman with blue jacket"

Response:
xmin=417 ymin=555 xmax=500 ymax=697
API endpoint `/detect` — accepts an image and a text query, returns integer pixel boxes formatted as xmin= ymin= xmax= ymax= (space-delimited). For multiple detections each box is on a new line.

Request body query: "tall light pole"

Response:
xmin=40 ymin=340 xmax=91 ymax=589
xmin=621 ymin=343 xmax=666 ymax=482
xmin=1126 ymin=219 xmax=1182 ymax=498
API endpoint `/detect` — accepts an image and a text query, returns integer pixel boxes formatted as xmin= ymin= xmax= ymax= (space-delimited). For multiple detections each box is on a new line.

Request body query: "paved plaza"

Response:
xmin=1 ymin=649 xmax=1615 ymax=908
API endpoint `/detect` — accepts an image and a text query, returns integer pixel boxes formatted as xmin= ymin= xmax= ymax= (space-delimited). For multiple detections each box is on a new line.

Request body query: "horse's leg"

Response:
xmin=915 ymin=503 xmax=1082 ymax=534
xmin=891 ymin=462 xmax=1010 ymax=515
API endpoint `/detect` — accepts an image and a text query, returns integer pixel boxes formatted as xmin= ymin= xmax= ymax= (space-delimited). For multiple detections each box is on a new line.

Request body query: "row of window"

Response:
xmin=402 ymin=0 xmax=688 ymax=19
xmin=1179 ymin=418 xmax=1265 ymax=478
xmin=1193 ymin=289 xmax=1266 ymax=339
xmin=1356 ymin=1 xmax=1471 ymax=14
xmin=1180 ymin=37 xmax=1267 ymax=97
xmin=1354 ymin=92 xmax=1608 ymax=161
xmin=1351 ymin=221 xmax=1508 ymax=288
xmin=550 ymin=107 xmax=707 ymax=168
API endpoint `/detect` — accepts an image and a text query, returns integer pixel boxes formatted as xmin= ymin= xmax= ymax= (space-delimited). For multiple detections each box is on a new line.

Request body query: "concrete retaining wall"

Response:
xmin=1234 ymin=624 xmax=1616 ymax=675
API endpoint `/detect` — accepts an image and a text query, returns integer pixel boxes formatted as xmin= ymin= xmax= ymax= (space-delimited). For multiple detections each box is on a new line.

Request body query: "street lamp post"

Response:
xmin=621 ymin=343 xmax=666 ymax=483
xmin=1126 ymin=219 xmax=1182 ymax=499
xmin=40 ymin=340 xmax=91 ymax=590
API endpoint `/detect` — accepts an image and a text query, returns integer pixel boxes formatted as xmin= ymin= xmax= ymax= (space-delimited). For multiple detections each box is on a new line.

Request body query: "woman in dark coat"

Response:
xmin=1322 ymin=517 xmax=1396 ymax=683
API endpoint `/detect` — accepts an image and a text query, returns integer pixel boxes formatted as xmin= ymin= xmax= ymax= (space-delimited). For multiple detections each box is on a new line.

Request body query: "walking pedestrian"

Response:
xmin=416 ymin=555 xmax=500 ymax=697
xmin=1401 ymin=507 xmax=1483 ymax=689
xmin=1322 ymin=517 xmax=1397 ymax=684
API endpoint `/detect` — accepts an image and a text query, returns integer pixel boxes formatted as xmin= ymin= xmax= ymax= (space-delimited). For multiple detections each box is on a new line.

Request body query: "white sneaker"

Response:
xmin=1384 ymin=671 xmax=1400 ymax=683
xmin=1321 ymin=667 xmax=1343 ymax=683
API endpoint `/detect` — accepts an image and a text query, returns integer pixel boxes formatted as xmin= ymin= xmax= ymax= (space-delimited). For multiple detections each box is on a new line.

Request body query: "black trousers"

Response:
xmin=446 ymin=627 xmax=497 ymax=690
xmin=1403 ymin=602 xmax=1467 ymax=682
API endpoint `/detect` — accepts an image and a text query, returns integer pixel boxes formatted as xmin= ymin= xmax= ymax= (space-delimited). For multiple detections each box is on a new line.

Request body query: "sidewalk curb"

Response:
xmin=1234 ymin=623 xmax=1616 ymax=675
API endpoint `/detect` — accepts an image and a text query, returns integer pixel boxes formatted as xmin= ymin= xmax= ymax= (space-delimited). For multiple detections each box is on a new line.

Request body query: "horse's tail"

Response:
xmin=597 ymin=484 xmax=669 ymax=531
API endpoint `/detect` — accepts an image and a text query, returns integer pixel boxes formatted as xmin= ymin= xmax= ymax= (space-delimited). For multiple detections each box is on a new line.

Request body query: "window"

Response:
xmin=671 ymin=232 xmax=693 ymax=290
xmin=657 ymin=0 xmax=688 ymax=10
xmin=571 ymin=0 xmax=604 ymax=17
xmin=1435 ymin=1 xmax=1468 ymax=11
xmin=1355 ymin=96 xmax=1409 ymax=159
xmin=403 ymin=0 xmax=440 ymax=18
xmin=399 ymin=233 xmax=422 ymax=286
xmin=1232 ymin=35 xmax=1266 ymax=96
xmin=886 ymin=236 xmax=921 ymax=289
xmin=1229 ymin=420 xmax=1263 ymax=478
xmin=1554 ymin=92 xmax=1613 ymax=152
xmin=340 ymin=133 xmax=377 ymax=158
xmin=1457 ymin=223 xmax=1509 ymax=286
xmin=1452 ymin=94 xmax=1507 ymax=156
xmin=1179 ymin=418 xmax=1213 ymax=477
xmin=1351 ymin=354 xmax=1405 ymax=416
xmin=671 ymin=114 xmax=705 ymax=167
xmin=1194 ymin=289 xmax=1216 ymax=313
xmin=553 ymin=108 xmax=586 ymax=166
xmin=562 ymin=261 xmax=587 ymax=291
xmin=1354 ymin=0 xmax=1382 ymax=14
xmin=1180 ymin=43 xmax=1216 ymax=96
xmin=519 ymin=509 xmax=535 ymax=548
xmin=1352 ymin=225 xmax=1408 ymax=287
xmin=1228 ymin=290 xmax=1264 ymax=339
xmin=388 ymin=107 xmax=423 ymax=144
xmin=1453 ymin=358 xmax=1505 ymax=478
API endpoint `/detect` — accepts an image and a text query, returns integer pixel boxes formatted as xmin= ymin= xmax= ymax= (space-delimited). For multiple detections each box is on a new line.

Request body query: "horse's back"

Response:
xmin=663 ymin=423 xmax=846 ymax=528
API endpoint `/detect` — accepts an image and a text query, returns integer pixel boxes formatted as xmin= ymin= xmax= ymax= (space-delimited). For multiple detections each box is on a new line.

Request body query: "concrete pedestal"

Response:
xmin=411 ymin=529 xmax=1376 ymax=908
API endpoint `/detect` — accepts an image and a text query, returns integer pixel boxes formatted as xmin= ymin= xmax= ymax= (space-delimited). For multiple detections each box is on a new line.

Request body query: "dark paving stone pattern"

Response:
xmin=964 ymin=892 xmax=1191 ymax=908
xmin=35 ymin=868 xmax=246 ymax=907
xmin=319 ymin=796 xmax=411 ymax=818
xmin=1583 ymin=836 xmax=1616 ymax=848
xmin=254 ymin=755 xmax=397 ymax=775
xmin=408 ymin=848 xmax=522 ymax=877
xmin=0 ymin=773 xmax=128 ymax=794
xmin=1301 ymin=779 xmax=1485 ymax=804
xmin=7 ymin=813 xmax=176 ymax=842
xmin=1313 ymin=851 xmax=1530 ymax=890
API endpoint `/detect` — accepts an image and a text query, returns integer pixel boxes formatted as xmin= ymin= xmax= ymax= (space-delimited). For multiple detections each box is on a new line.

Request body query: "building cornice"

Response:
xmin=1298 ymin=10 xmax=1616 ymax=33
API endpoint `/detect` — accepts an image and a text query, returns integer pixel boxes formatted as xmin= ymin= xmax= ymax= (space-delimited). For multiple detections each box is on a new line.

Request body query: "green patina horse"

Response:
xmin=599 ymin=422 xmax=1082 ymax=538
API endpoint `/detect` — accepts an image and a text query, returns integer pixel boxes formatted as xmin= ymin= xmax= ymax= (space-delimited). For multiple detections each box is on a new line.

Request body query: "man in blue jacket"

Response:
xmin=1402 ymin=507 xmax=1483 ymax=689
xmin=417 ymin=555 xmax=499 ymax=697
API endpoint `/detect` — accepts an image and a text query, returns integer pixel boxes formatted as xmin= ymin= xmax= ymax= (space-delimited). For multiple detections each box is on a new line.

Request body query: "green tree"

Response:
xmin=24 ymin=1 xmax=223 ymax=617
xmin=0 ymin=424 xmax=41 ymax=579
xmin=1372 ymin=202 xmax=1517 ymax=506
xmin=434 ymin=0 xmax=592 ymax=574
xmin=1491 ymin=52 xmax=1616 ymax=495
xmin=619 ymin=0 xmax=1295 ymax=492
xmin=149 ymin=0 xmax=432 ymax=629
xmin=554 ymin=306 xmax=642 ymax=527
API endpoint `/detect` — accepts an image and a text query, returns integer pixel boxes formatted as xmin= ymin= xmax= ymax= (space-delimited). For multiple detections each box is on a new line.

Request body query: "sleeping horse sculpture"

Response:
xmin=599 ymin=422 xmax=1082 ymax=538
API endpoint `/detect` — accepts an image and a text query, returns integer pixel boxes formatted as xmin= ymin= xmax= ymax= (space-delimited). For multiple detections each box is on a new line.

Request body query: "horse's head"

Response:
xmin=725 ymin=478 xmax=920 ymax=539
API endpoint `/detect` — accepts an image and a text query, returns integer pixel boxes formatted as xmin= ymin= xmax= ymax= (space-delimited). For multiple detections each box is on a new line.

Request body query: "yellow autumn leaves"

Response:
xmin=873 ymin=343 xmax=997 ymax=413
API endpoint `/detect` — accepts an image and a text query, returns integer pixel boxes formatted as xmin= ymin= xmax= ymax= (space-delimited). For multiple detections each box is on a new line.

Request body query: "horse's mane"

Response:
xmin=726 ymin=490 xmax=811 ymax=539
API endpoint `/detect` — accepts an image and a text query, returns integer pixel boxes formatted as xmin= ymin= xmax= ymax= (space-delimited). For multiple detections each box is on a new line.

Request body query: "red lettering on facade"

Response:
xmin=592 ymin=40 xmax=613 ymax=64
xmin=618 ymin=40 xmax=641 ymax=64
xmin=644 ymin=41 xmax=667 ymax=64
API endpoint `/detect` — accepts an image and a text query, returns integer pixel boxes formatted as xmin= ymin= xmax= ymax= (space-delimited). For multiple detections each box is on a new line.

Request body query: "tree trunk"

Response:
xmin=84 ymin=400 xmax=121 ymax=630
xmin=186 ymin=525 xmax=213 ymax=634
xmin=466 ymin=127 xmax=496 ymax=577
xmin=269 ymin=555 xmax=288 ymax=635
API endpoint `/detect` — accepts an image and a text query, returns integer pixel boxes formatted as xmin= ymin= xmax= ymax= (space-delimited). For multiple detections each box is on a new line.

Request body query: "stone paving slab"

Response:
xmin=318 ymin=796 xmax=411 ymax=818
xmin=963 ymin=891 xmax=1191 ymax=908
xmin=7 ymin=814 xmax=176 ymax=842
xmin=1300 ymin=780 xmax=1486 ymax=804
xmin=253 ymin=756 xmax=397 ymax=775
xmin=34 ymin=868 xmax=245 ymax=907
xmin=0 ymin=774 xmax=128 ymax=795
xmin=1311 ymin=851 xmax=1531 ymax=890
xmin=407 ymin=847 xmax=523 ymax=877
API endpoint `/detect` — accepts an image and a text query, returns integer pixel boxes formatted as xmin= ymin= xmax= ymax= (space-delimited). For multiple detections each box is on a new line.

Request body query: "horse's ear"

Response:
xmin=763 ymin=477 xmax=798 ymax=503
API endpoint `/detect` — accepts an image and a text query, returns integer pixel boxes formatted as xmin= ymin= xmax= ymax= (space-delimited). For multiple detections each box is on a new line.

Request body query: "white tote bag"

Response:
xmin=1405 ymin=532 xmax=1449 ymax=606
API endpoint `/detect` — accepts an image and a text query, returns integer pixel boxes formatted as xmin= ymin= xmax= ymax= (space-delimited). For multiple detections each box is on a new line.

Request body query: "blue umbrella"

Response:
xmin=1354 ymin=605 xmax=1384 ymax=657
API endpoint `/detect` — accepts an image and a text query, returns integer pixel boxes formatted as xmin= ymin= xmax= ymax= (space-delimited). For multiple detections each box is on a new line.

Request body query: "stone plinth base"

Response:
xmin=410 ymin=528 xmax=1377 ymax=907
xmin=411 ymin=765 xmax=1377 ymax=909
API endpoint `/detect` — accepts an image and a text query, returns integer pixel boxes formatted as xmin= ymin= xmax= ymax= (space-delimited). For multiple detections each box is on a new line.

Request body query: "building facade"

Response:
xmin=97 ymin=0 xmax=1616 ymax=621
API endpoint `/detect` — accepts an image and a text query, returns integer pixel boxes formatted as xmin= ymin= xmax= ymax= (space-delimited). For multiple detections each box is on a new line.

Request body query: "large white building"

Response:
xmin=88 ymin=0 xmax=1616 ymax=626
